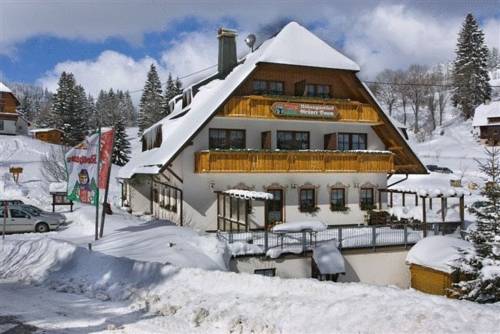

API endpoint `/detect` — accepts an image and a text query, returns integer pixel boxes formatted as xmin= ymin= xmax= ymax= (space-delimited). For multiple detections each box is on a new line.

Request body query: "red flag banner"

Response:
xmin=98 ymin=129 xmax=114 ymax=189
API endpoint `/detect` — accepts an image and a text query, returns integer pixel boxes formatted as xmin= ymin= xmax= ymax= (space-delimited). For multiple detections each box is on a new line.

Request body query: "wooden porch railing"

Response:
xmin=217 ymin=95 xmax=381 ymax=123
xmin=195 ymin=150 xmax=395 ymax=173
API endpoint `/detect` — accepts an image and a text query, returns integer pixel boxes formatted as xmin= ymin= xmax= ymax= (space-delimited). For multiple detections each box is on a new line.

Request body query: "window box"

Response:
xmin=360 ymin=203 xmax=376 ymax=211
xmin=330 ymin=203 xmax=349 ymax=212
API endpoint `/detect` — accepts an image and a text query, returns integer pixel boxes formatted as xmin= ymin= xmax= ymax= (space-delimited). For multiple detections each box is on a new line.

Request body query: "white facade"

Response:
xmin=126 ymin=116 xmax=389 ymax=231
xmin=0 ymin=119 xmax=17 ymax=135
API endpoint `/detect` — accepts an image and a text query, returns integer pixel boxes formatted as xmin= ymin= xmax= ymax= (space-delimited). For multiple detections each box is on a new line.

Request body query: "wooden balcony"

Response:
xmin=217 ymin=95 xmax=381 ymax=123
xmin=195 ymin=150 xmax=394 ymax=173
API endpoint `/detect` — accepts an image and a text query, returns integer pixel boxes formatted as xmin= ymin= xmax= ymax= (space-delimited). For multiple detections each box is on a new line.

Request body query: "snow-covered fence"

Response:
xmin=218 ymin=223 xmax=462 ymax=257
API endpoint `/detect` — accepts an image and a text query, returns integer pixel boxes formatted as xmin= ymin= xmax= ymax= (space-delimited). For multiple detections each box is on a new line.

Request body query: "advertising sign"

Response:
xmin=271 ymin=102 xmax=338 ymax=119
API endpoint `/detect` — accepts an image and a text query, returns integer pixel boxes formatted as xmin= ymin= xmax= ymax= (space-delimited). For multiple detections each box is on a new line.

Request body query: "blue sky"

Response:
xmin=0 ymin=0 xmax=498 ymax=99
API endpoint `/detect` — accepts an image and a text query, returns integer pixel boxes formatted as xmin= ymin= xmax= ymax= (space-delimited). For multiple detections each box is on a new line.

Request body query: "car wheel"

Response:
xmin=35 ymin=223 xmax=49 ymax=233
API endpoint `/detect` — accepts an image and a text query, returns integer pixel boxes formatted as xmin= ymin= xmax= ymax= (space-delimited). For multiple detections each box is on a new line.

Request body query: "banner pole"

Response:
xmin=95 ymin=127 xmax=101 ymax=241
xmin=99 ymin=129 xmax=115 ymax=238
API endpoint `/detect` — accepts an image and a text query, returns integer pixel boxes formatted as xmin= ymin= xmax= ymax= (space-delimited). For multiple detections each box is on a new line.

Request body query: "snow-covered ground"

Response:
xmin=1 ymin=126 xmax=500 ymax=333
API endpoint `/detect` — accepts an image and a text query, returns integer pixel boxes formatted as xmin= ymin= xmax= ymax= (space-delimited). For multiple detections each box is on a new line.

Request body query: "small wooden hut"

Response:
xmin=30 ymin=128 xmax=64 ymax=144
xmin=406 ymin=236 xmax=472 ymax=296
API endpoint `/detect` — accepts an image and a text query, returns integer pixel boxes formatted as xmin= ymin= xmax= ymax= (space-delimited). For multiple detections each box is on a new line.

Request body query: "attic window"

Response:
xmin=182 ymin=88 xmax=192 ymax=108
xmin=488 ymin=117 xmax=500 ymax=124
xmin=305 ymin=84 xmax=330 ymax=98
xmin=252 ymin=80 xmax=284 ymax=95
xmin=142 ymin=125 xmax=162 ymax=151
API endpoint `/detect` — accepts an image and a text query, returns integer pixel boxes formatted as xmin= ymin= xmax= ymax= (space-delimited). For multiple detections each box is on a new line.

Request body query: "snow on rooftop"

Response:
xmin=29 ymin=128 xmax=61 ymax=133
xmin=390 ymin=186 xmax=471 ymax=198
xmin=257 ymin=22 xmax=359 ymax=71
xmin=119 ymin=22 xmax=417 ymax=179
xmin=223 ymin=189 xmax=274 ymax=200
xmin=272 ymin=220 xmax=327 ymax=233
xmin=472 ymin=100 xmax=500 ymax=127
xmin=0 ymin=81 xmax=12 ymax=93
xmin=406 ymin=236 xmax=472 ymax=273
xmin=312 ymin=240 xmax=345 ymax=274
xmin=49 ymin=182 xmax=67 ymax=193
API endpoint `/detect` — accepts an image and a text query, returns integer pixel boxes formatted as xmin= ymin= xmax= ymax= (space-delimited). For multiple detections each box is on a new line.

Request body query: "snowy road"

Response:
xmin=0 ymin=279 xmax=153 ymax=333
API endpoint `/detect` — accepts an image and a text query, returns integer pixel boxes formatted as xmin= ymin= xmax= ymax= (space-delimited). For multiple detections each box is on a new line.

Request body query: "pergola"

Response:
xmin=378 ymin=187 xmax=469 ymax=236
xmin=215 ymin=189 xmax=273 ymax=232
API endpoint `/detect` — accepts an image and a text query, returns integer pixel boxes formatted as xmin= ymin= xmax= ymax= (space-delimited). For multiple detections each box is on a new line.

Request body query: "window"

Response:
xmin=252 ymin=80 xmax=284 ymax=95
xmin=277 ymin=131 xmax=309 ymax=150
xmin=338 ymin=133 xmax=367 ymax=150
xmin=299 ymin=188 xmax=316 ymax=212
xmin=0 ymin=208 xmax=5 ymax=218
xmin=305 ymin=84 xmax=331 ymax=98
xmin=209 ymin=129 xmax=245 ymax=150
xmin=360 ymin=188 xmax=374 ymax=210
xmin=252 ymin=80 xmax=267 ymax=94
xmin=254 ymin=268 xmax=276 ymax=277
xmin=10 ymin=209 xmax=28 ymax=218
xmin=0 ymin=120 xmax=3 ymax=131
xmin=182 ymin=88 xmax=192 ymax=108
xmin=330 ymin=188 xmax=346 ymax=210
xmin=268 ymin=81 xmax=284 ymax=95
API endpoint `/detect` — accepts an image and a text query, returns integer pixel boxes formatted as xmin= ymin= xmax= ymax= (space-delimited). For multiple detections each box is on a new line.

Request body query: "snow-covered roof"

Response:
xmin=272 ymin=220 xmax=327 ymax=233
xmin=49 ymin=182 xmax=67 ymax=193
xmin=257 ymin=22 xmax=359 ymax=71
xmin=406 ymin=236 xmax=472 ymax=273
xmin=119 ymin=21 xmax=422 ymax=179
xmin=0 ymin=81 xmax=12 ymax=93
xmin=313 ymin=241 xmax=345 ymax=274
xmin=29 ymin=128 xmax=62 ymax=133
xmin=223 ymin=189 xmax=274 ymax=200
xmin=390 ymin=186 xmax=471 ymax=198
xmin=472 ymin=101 xmax=500 ymax=127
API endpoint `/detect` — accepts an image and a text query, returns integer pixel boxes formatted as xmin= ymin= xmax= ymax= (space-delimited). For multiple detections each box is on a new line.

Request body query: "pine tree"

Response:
xmin=452 ymin=147 xmax=500 ymax=303
xmin=138 ymin=64 xmax=163 ymax=135
xmin=163 ymin=73 xmax=183 ymax=116
xmin=488 ymin=47 xmax=500 ymax=71
xmin=452 ymin=14 xmax=492 ymax=119
xmin=112 ymin=112 xmax=131 ymax=166
xmin=47 ymin=72 xmax=90 ymax=146
xmin=122 ymin=91 xmax=136 ymax=126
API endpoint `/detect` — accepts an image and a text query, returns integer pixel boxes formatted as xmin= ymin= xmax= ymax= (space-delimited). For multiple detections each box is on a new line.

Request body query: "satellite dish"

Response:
xmin=245 ymin=34 xmax=256 ymax=51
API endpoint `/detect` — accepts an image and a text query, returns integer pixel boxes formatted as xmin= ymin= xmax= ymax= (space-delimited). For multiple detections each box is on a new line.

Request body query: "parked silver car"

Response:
xmin=19 ymin=204 xmax=66 ymax=224
xmin=0 ymin=206 xmax=61 ymax=233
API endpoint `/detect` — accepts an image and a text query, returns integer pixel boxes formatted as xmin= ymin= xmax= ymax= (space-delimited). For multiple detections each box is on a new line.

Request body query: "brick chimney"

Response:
xmin=217 ymin=28 xmax=237 ymax=77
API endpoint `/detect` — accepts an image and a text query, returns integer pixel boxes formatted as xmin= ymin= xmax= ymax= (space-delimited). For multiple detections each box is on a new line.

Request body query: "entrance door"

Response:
xmin=266 ymin=189 xmax=284 ymax=226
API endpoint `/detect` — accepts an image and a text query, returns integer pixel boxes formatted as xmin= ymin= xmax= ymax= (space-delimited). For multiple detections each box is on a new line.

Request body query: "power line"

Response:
xmin=128 ymin=64 xmax=218 ymax=95
xmin=364 ymin=80 xmax=500 ymax=88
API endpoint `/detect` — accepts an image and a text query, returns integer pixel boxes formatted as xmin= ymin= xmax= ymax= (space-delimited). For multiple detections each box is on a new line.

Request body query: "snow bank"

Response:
xmin=406 ymin=236 xmax=473 ymax=273
xmin=1 ymin=238 xmax=500 ymax=333
xmin=49 ymin=181 xmax=67 ymax=193
xmin=272 ymin=220 xmax=327 ymax=233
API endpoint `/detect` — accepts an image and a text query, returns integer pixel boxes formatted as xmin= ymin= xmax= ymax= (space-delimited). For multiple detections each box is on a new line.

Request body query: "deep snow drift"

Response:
xmin=1 ymin=237 xmax=500 ymax=333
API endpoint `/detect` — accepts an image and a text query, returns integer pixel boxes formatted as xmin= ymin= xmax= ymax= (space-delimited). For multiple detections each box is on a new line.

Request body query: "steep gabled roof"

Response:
xmin=119 ymin=22 xmax=424 ymax=179
xmin=0 ymin=81 xmax=20 ymax=105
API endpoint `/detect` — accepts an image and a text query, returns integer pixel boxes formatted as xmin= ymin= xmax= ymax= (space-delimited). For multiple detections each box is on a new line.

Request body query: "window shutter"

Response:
xmin=261 ymin=131 xmax=272 ymax=149
xmin=324 ymin=133 xmax=337 ymax=150
xmin=294 ymin=80 xmax=306 ymax=96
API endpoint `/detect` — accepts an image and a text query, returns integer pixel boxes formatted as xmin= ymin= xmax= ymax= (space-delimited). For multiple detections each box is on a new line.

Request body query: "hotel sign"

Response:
xmin=271 ymin=102 xmax=338 ymax=119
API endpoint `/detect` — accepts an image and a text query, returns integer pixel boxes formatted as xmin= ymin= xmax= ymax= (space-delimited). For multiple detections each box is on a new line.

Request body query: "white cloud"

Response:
xmin=342 ymin=5 xmax=461 ymax=78
xmin=37 ymin=51 xmax=166 ymax=103
xmin=483 ymin=18 xmax=500 ymax=50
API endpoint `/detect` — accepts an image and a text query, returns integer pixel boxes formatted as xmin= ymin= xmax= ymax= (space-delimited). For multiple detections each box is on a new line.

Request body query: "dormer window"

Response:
xmin=182 ymin=88 xmax=192 ymax=109
xmin=252 ymin=80 xmax=284 ymax=95
xmin=305 ymin=84 xmax=330 ymax=98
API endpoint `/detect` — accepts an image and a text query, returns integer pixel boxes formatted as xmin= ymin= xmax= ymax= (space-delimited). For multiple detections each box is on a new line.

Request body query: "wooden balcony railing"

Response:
xmin=195 ymin=150 xmax=394 ymax=173
xmin=217 ymin=95 xmax=381 ymax=123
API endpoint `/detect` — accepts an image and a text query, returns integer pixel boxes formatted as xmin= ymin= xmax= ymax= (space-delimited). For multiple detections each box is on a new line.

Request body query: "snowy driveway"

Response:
xmin=0 ymin=279 xmax=152 ymax=333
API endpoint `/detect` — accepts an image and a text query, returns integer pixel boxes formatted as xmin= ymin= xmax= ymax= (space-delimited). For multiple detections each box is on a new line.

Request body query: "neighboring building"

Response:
xmin=30 ymin=128 xmax=64 ymax=145
xmin=406 ymin=236 xmax=472 ymax=296
xmin=119 ymin=22 xmax=426 ymax=231
xmin=0 ymin=82 xmax=29 ymax=135
xmin=472 ymin=100 xmax=500 ymax=145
